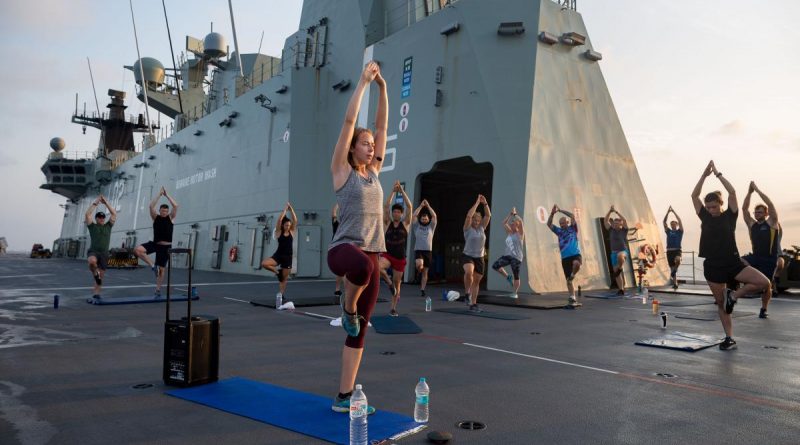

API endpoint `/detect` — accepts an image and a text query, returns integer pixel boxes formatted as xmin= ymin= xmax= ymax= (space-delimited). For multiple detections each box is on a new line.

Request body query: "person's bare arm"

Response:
xmin=369 ymin=70 xmax=388 ymax=175
xmin=464 ymin=196 xmax=480 ymax=231
xmin=480 ymin=195 xmax=491 ymax=229
xmin=754 ymin=183 xmax=779 ymax=228
xmin=691 ymin=161 xmax=714 ymax=214
xmin=287 ymin=203 xmax=298 ymax=236
xmin=163 ymin=188 xmax=179 ymax=220
xmin=149 ymin=189 xmax=161 ymax=220
xmin=101 ymin=195 xmax=117 ymax=224
xmin=400 ymin=187 xmax=413 ymax=230
xmin=713 ymin=164 xmax=738 ymax=213
xmin=85 ymin=197 xmax=101 ymax=225
xmin=547 ymin=204 xmax=557 ymax=228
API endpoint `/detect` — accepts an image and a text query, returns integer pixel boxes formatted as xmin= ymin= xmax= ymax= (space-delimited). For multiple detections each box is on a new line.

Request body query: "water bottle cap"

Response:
xmin=354 ymin=384 xmax=362 ymax=390
xmin=419 ymin=377 xmax=426 ymax=382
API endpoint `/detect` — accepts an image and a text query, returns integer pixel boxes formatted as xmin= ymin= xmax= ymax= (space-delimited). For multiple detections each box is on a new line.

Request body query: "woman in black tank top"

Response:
xmin=261 ymin=202 xmax=298 ymax=299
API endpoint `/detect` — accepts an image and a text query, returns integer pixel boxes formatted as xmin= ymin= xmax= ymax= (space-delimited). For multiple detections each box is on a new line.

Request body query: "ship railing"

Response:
xmin=72 ymin=111 xmax=149 ymax=127
xmin=675 ymin=250 xmax=699 ymax=285
xmin=47 ymin=150 xmax=98 ymax=161
xmin=373 ymin=0 xmax=460 ymax=41
xmin=236 ymin=57 xmax=282 ymax=96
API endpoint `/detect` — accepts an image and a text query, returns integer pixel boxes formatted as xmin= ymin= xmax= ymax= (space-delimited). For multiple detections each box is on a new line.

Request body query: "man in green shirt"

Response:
xmin=85 ymin=195 xmax=117 ymax=299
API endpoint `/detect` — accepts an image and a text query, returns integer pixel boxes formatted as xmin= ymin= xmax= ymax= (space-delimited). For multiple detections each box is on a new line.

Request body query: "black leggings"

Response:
xmin=327 ymin=244 xmax=379 ymax=349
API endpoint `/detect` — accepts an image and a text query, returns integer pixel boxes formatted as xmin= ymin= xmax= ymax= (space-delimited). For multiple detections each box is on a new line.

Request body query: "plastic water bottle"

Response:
xmin=425 ymin=296 xmax=432 ymax=312
xmin=414 ymin=377 xmax=429 ymax=423
xmin=275 ymin=292 xmax=283 ymax=309
xmin=641 ymin=287 xmax=648 ymax=304
xmin=349 ymin=384 xmax=368 ymax=445
xmin=53 ymin=294 xmax=60 ymax=309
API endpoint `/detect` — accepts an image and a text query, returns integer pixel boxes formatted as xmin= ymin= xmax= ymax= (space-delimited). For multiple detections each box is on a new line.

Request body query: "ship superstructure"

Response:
xmin=41 ymin=0 xmax=668 ymax=292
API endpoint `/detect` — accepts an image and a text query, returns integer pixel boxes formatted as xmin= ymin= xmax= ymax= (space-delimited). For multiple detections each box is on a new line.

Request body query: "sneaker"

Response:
xmin=468 ymin=304 xmax=482 ymax=313
xmin=616 ymin=289 xmax=625 ymax=296
xmin=719 ymin=336 xmax=737 ymax=350
xmin=389 ymin=308 xmax=399 ymax=317
xmin=420 ymin=289 xmax=426 ymax=298
xmin=331 ymin=395 xmax=376 ymax=415
xmin=334 ymin=290 xmax=342 ymax=297
xmin=340 ymin=293 xmax=361 ymax=337
xmin=568 ymin=295 xmax=578 ymax=305
xmin=93 ymin=271 xmax=102 ymax=286
xmin=92 ymin=294 xmax=102 ymax=301
xmin=506 ymin=275 xmax=514 ymax=286
xmin=724 ymin=288 xmax=737 ymax=314
xmin=759 ymin=308 xmax=768 ymax=319
xmin=154 ymin=289 xmax=162 ymax=298
xmin=509 ymin=293 xmax=518 ymax=299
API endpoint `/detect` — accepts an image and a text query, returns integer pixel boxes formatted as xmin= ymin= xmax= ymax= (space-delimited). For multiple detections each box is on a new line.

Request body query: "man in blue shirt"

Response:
xmin=548 ymin=205 xmax=581 ymax=303
xmin=663 ymin=206 xmax=684 ymax=289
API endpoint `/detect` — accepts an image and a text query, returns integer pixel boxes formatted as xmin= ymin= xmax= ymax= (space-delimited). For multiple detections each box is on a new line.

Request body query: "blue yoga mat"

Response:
xmin=369 ymin=315 xmax=422 ymax=334
xmin=86 ymin=295 xmax=199 ymax=305
xmin=166 ymin=377 xmax=423 ymax=444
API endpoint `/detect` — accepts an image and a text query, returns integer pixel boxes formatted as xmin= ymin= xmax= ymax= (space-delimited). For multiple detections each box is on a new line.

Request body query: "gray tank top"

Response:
xmin=413 ymin=220 xmax=436 ymax=251
xmin=329 ymin=169 xmax=385 ymax=252
xmin=609 ymin=227 xmax=627 ymax=252
xmin=463 ymin=226 xmax=486 ymax=258
xmin=504 ymin=233 xmax=523 ymax=261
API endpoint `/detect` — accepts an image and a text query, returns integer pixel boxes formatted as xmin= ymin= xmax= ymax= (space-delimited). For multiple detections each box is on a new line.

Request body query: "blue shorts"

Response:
xmin=610 ymin=250 xmax=629 ymax=268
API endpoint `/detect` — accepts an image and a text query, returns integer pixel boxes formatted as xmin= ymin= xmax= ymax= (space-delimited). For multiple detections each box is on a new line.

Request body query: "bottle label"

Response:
xmin=416 ymin=394 xmax=428 ymax=405
xmin=350 ymin=401 xmax=367 ymax=417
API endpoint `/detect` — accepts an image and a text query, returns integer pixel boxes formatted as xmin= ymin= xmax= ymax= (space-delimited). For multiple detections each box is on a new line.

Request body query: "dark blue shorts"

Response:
xmin=742 ymin=254 xmax=777 ymax=279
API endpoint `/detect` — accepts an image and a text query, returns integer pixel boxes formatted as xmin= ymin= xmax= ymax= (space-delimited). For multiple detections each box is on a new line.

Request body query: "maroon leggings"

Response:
xmin=328 ymin=244 xmax=380 ymax=349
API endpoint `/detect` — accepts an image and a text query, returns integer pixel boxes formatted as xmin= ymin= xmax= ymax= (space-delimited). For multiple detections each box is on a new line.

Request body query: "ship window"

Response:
xmin=75 ymin=166 xmax=86 ymax=174
xmin=52 ymin=176 xmax=61 ymax=182
xmin=49 ymin=165 xmax=61 ymax=173
xmin=62 ymin=166 xmax=74 ymax=174
xmin=63 ymin=176 xmax=75 ymax=183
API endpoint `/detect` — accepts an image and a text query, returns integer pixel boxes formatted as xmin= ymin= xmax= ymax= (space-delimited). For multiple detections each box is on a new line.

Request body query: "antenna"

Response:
xmin=161 ymin=0 xmax=184 ymax=115
xmin=129 ymin=0 xmax=154 ymax=232
xmin=86 ymin=58 xmax=102 ymax=118
xmin=228 ymin=0 xmax=245 ymax=79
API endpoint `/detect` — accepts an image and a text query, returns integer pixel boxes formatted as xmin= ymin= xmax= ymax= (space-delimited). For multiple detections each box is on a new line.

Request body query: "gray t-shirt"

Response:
xmin=463 ymin=226 xmax=486 ymax=258
xmin=413 ymin=220 xmax=437 ymax=251
xmin=609 ymin=227 xmax=628 ymax=252
xmin=504 ymin=233 xmax=523 ymax=261
xmin=329 ymin=169 xmax=385 ymax=252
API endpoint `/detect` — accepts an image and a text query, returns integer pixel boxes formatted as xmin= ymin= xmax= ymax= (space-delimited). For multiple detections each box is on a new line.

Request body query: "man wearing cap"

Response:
xmin=134 ymin=186 xmax=179 ymax=297
xmin=85 ymin=195 xmax=117 ymax=300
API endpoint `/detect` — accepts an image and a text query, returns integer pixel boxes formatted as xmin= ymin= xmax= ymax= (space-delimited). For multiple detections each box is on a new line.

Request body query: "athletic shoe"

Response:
xmin=568 ymin=295 xmax=578 ymax=305
xmin=759 ymin=308 xmax=768 ymax=319
xmin=91 ymin=294 xmax=101 ymax=301
xmin=389 ymin=309 xmax=399 ymax=317
xmin=468 ymin=304 xmax=482 ymax=313
xmin=509 ymin=293 xmax=518 ymax=299
xmin=616 ymin=289 xmax=625 ymax=296
xmin=334 ymin=290 xmax=342 ymax=297
xmin=724 ymin=288 xmax=737 ymax=314
xmin=154 ymin=289 xmax=162 ymax=298
xmin=719 ymin=337 xmax=737 ymax=350
xmin=331 ymin=395 xmax=376 ymax=415
xmin=506 ymin=275 xmax=514 ymax=286
xmin=420 ymin=289 xmax=426 ymax=298
xmin=93 ymin=271 xmax=102 ymax=286
xmin=340 ymin=293 xmax=361 ymax=337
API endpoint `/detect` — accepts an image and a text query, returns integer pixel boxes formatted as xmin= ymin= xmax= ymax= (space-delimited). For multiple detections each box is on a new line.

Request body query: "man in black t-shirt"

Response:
xmin=378 ymin=181 xmax=412 ymax=316
xmin=134 ymin=186 xmax=179 ymax=297
xmin=691 ymin=161 xmax=769 ymax=350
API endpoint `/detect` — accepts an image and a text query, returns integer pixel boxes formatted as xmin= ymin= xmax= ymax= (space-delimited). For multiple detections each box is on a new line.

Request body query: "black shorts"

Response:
xmin=141 ymin=241 xmax=170 ymax=267
xmin=666 ymin=250 xmax=682 ymax=266
xmin=415 ymin=250 xmax=432 ymax=268
xmin=703 ymin=256 xmax=746 ymax=284
xmin=87 ymin=250 xmax=109 ymax=270
xmin=272 ymin=254 xmax=293 ymax=269
xmin=561 ymin=255 xmax=582 ymax=278
xmin=460 ymin=254 xmax=485 ymax=275
xmin=742 ymin=254 xmax=777 ymax=279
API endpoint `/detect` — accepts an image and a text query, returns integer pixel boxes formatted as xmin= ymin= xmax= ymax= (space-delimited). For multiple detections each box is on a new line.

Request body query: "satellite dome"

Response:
xmin=131 ymin=57 xmax=165 ymax=86
xmin=203 ymin=32 xmax=228 ymax=58
xmin=50 ymin=137 xmax=65 ymax=152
